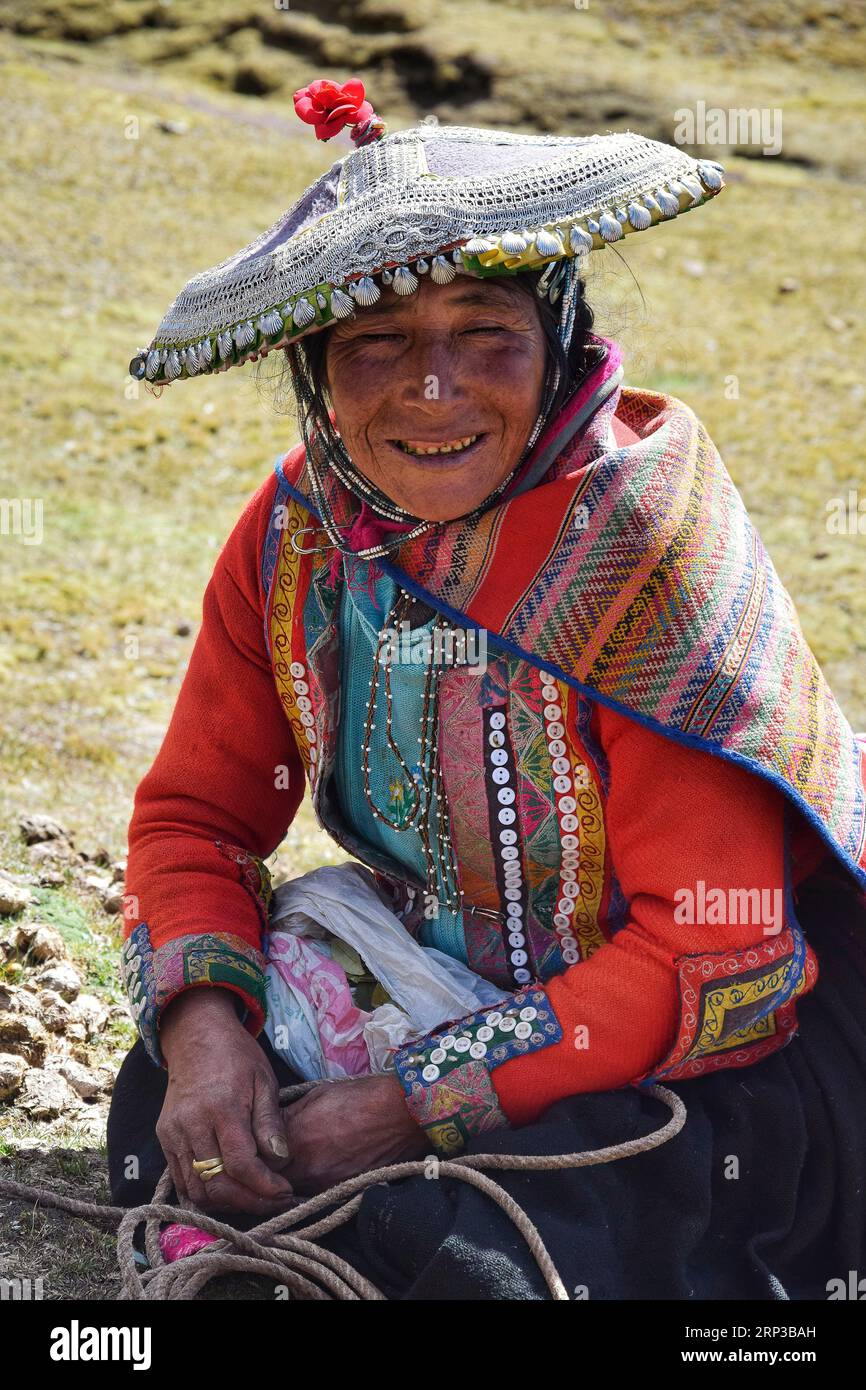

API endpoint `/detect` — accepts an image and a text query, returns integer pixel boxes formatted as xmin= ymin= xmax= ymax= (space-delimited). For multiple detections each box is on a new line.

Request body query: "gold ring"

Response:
xmin=200 ymin=1163 xmax=225 ymax=1181
xmin=192 ymin=1157 xmax=223 ymax=1175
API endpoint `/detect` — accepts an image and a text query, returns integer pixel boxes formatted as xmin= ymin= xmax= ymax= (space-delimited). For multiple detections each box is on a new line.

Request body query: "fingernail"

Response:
xmin=269 ymin=1134 xmax=289 ymax=1158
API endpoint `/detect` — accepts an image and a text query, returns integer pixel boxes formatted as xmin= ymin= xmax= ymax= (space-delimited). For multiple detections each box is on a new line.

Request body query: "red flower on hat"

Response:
xmin=293 ymin=78 xmax=375 ymax=142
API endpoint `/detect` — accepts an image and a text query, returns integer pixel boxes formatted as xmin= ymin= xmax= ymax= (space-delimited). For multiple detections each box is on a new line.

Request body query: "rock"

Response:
xmin=67 ymin=993 xmax=109 ymax=1038
xmin=65 ymin=1022 xmax=87 ymax=1043
xmin=59 ymin=1058 xmax=102 ymax=1100
xmin=0 ymin=1052 xmax=27 ymax=1100
xmin=10 ymin=988 xmax=41 ymax=1018
xmin=28 ymin=839 xmax=81 ymax=868
xmin=157 ymin=118 xmax=188 ymax=136
xmin=33 ymin=961 xmax=82 ymax=1002
xmin=778 ymin=277 xmax=800 ymax=294
xmin=0 ymin=874 xmax=32 ymax=916
xmin=16 ymin=1068 xmax=79 ymax=1120
xmin=110 ymin=859 xmax=127 ymax=884
xmin=0 ymin=1013 xmax=48 ymax=1066
xmin=82 ymin=872 xmax=113 ymax=895
xmin=19 ymin=813 xmax=69 ymax=845
xmin=37 ymin=870 xmax=65 ymax=888
xmin=15 ymin=922 xmax=69 ymax=962
xmin=825 ymin=314 xmax=847 ymax=333
xmin=101 ymin=886 xmax=126 ymax=915
xmin=38 ymin=989 xmax=72 ymax=1033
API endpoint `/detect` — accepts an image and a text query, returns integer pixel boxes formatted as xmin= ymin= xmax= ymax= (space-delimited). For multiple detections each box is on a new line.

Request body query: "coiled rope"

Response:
xmin=0 ymin=1081 xmax=685 ymax=1300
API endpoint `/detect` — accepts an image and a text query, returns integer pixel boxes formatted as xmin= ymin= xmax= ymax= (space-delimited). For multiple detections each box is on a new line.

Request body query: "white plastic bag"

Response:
xmin=263 ymin=862 xmax=507 ymax=1079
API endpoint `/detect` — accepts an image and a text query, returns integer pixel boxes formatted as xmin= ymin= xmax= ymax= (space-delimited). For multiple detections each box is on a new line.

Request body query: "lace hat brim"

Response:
xmin=129 ymin=121 xmax=724 ymax=388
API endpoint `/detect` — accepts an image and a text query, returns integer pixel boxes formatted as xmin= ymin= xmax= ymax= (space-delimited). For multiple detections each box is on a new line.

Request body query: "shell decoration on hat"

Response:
xmin=129 ymin=77 xmax=725 ymax=387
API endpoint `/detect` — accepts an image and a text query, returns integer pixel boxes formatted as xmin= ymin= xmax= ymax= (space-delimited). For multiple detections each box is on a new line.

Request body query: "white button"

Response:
xmin=508 ymin=928 xmax=526 ymax=947
xmin=305 ymin=728 xmax=316 ymax=743
xmin=300 ymin=711 xmax=315 ymax=727
xmin=563 ymin=881 xmax=580 ymax=899
xmin=430 ymin=1047 xmax=446 ymax=1064
xmin=562 ymin=833 xmax=578 ymax=850
xmin=477 ymin=1026 xmax=494 ymax=1042
xmin=498 ymin=807 xmax=516 ymax=825
xmin=469 ymin=1041 xmax=487 ymax=1060
xmin=309 ymin=745 xmax=318 ymax=762
xmin=293 ymin=679 xmax=309 ymax=695
xmin=514 ymin=967 xmax=532 ymax=984
xmin=489 ymin=711 xmax=506 ymax=730
xmin=491 ymin=748 xmax=508 ymax=766
xmin=506 ymin=902 xmax=523 ymax=918
xmin=561 ymin=853 xmax=579 ymax=869
xmin=541 ymin=684 xmax=559 ymax=702
xmin=554 ymin=775 xmax=572 ymax=796
xmin=561 ymin=868 xmax=578 ymax=884
xmin=489 ymin=730 xmax=505 ymax=748
xmin=544 ymin=704 xmax=562 ymax=722
xmin=422 ymin=1064 xmax=440 ymax=1081
xmin=547 ymin=722 xmax=565 ymax=739
xmin=497 ymin=787 xmax=515 ymax=805
xmin=296 ymin=696 xmax=312 ymax=713
xmin=562 ymin=948 xmax=580 ymax=964
xmin=504 ymin=887 xmax=522 ymax=901
xmin=514 ymin=1022 xmax=532 ymax=1040
xmin=501 ymin=845 xmax=519 ymax=861
xmin=561 ymin=935 xmax=578 ymax=951
xmin=454 ymin=1037 xmax=471 ymax=1053
xmin=558 ymin=795 xmax=577 ymax=814
xmin=553 ymin=913 xmax=571 ymax=929
xmin=485 ymin=1012 xmax=503 ymax=1027
xmin=519 ymin=1006 xmax=537 ymax=1022
xmin=492 ymin=766 xmax=510 ymax=785
xmin=289 ymin=661 xmax=305 ymax=678
xmin=440 ymin=1036 xmax=456 ymax=1049
xmin=510 ymin=949 xmax=528 ymax=967
xmin=538 ymin=670 xmax=555 ymax=684
xmin=552 ymin=756 xmax=570 ymax=776
xmin=499 ymin=828 xmax=517 ymax=845
xmin=548 ymin=738 xmax=566 ymax=758
xmin=558 ymin=898 xmax=575 ymax=916
xmin=499 ymin=1015 xmax=517 ymax=1032
xmin=561 ymin=813 xmax=578 ymax=832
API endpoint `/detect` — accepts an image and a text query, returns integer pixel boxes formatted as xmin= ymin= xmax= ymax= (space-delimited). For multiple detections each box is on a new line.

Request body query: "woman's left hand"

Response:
xmin=281 ymin=1073 xmax=432 ymax=1194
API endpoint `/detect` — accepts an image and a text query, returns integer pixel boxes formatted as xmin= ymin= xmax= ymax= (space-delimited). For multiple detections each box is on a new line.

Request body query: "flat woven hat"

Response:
xmin=129 ymin=78 xmax=725 ymax=388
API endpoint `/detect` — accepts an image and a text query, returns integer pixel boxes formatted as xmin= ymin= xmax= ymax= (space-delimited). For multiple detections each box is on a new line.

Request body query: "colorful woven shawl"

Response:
xmin=279 ymin=336 xmax=866 ymax=893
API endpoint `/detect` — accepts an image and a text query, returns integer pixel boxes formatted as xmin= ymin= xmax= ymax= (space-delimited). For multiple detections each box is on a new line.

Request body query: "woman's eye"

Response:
xmin=464 ymin=326 xmax=508 ymax=335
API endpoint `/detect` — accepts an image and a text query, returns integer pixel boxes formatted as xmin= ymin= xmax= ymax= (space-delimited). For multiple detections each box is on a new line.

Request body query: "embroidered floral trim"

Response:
xmin=121 ymin=923 xmax=268 ymax=1067
xmin=214 ymin=840 xmax=274 ymax=927
xmin=394 ymin=987 xmax=563 ymax=1155
xmin=637 ymin=926 xmax=817 ymax=1085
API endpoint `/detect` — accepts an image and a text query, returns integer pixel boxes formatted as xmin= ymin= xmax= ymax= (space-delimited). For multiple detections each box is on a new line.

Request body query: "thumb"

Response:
xmin=251 ymin=1069 xmax=292 ymax=1172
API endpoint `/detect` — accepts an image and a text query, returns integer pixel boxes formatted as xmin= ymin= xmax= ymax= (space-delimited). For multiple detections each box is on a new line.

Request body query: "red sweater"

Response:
xmin=124 ymin=469 xmax=828 ymax=1123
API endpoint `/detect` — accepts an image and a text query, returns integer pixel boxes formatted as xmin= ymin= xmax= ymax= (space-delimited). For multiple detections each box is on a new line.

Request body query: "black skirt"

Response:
xmin=106 ymin=862 xmax=866 ymax=1300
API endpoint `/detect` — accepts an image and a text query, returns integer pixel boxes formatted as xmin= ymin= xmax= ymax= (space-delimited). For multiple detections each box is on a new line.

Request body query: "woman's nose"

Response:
xmin=397 ymin=336 xmax=466 ymax=405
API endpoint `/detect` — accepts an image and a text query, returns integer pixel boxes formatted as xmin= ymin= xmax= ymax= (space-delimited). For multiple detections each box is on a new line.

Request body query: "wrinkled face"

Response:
xmin=323 ymin=274 xmax=549 ymax=521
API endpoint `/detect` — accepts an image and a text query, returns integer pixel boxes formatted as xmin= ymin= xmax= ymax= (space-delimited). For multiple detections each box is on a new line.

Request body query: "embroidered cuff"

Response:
xmin=120 ymin=924 xmax=269 ymax=1068
xmin=635 ymin=925 xmax=817 ymax=1087
xmin=394 ymin=987 xmax=563 ymax=1156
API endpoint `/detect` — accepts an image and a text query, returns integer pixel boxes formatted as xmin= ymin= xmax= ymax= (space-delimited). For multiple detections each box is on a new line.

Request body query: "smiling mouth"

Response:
xmin=391 ymin=433 xmax=485 ymax=457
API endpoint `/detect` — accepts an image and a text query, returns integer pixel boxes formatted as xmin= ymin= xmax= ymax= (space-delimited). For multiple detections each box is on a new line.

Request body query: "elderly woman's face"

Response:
xmin=323 ymin=275 xmax=548 ymax=520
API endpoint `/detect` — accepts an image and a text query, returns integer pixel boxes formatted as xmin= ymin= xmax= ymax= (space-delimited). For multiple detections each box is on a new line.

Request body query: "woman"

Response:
xmin=112 ymin=79 xmax=866 ymax=1298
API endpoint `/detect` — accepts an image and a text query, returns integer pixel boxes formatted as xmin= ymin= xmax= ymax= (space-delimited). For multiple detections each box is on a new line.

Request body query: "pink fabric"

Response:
xmin=268 ymin=930 xmax=374 ymax=1076
xmin=159 ymin=1222 xmax=220 ymax=1263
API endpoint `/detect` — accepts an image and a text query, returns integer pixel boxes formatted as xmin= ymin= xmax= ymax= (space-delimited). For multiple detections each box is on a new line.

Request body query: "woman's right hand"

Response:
xmin=156 ymin=987 xmax=295 ymax=1216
